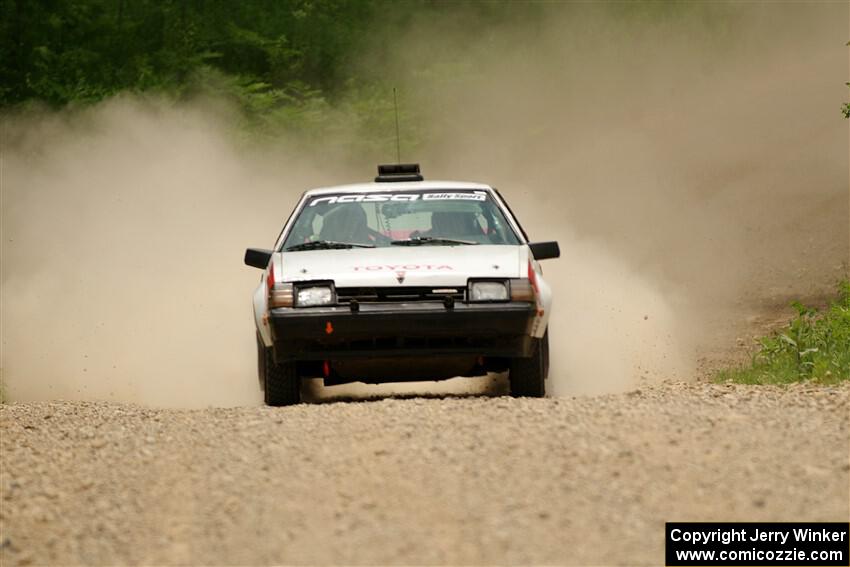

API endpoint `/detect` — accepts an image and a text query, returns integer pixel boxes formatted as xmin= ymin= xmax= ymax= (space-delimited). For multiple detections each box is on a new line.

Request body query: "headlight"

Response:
xmin=468 ymin=281 xmax=509 ymax=302
xmin=296 ymin=285 xmax=335 ymax=307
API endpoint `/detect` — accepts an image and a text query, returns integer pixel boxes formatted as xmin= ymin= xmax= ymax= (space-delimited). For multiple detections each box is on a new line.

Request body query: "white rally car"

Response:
xmin=244 ymin=164 xmax=559 ymax=405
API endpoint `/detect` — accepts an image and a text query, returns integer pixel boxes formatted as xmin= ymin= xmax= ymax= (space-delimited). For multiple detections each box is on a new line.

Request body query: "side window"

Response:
xmin=492 ymin=188 xmax=528 ymax=242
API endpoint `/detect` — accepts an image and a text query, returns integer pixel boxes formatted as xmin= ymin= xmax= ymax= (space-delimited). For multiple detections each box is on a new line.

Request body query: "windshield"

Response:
xmin=281 ymin=189 xmax=521 ymax=250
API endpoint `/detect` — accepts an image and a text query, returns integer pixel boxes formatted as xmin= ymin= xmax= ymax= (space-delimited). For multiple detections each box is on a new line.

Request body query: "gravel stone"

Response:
xmin=1 ymin=381 xmax=847 ymax=565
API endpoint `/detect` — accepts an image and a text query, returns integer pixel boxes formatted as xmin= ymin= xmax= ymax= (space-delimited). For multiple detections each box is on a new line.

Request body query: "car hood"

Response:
xmin=278 ymin=245 xmax=522 ymax=287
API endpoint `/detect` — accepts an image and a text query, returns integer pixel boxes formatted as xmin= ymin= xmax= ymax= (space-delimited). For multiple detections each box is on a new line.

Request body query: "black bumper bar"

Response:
xmin=270 ymin=301 xmax=536 ymax=360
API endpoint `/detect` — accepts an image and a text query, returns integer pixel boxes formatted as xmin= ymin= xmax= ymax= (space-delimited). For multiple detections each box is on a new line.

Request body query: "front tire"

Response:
xmin=509 ymin=330 xmax=548 ymax=397
xmin=257 ymin=337 xmax=301 ymax=406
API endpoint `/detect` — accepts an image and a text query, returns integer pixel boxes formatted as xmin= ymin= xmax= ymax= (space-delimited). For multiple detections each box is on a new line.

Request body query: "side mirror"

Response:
xmin=528 ymin=241 xmax=560 ymax=260
xmin=244 ymin=248 xmax=273 ymax=269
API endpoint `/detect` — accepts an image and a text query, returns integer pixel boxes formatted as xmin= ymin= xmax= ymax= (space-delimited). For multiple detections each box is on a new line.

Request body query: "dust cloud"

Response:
xmin=2 ymin=3 xmax=847 ymax=405
xmin=384 ymin=2 xmax=849 ymax=393
xmin=0 ymin=98 xmax=344 ymax=406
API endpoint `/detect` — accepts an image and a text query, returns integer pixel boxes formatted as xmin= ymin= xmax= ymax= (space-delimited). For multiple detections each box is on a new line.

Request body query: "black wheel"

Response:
xmin=509 ymin=329 xmax=548 ymax=397
xmin=257 ymin=336 xmax=301 ymax=406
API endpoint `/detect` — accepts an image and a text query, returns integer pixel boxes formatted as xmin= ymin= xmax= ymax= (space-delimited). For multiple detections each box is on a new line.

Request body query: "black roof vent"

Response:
xmin=375 ymin=163 xmax=423 ymax=183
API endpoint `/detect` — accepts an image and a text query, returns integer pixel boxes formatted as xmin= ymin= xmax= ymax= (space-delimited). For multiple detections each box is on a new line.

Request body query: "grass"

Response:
xmin=716 ymin=281 xmax=850 ymax=385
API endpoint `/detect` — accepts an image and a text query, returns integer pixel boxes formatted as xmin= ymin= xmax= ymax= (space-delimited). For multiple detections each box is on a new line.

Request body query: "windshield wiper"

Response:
xmin=390 ymin=236 xmax=478 ymax=246
xmin=285 ymin=240 xmax=375 ymax=252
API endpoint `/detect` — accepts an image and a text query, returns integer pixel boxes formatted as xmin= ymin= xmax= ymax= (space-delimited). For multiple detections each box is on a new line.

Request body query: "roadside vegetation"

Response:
xmin=717 ymin=281 xmax=850 ymax=385
xmin=0 ymin=1 xmax=745 ymax=152
xmin=2 ymin=2 xmax=845 ymax=140
xmin=0 ymin=0 xmax=541 ymax=153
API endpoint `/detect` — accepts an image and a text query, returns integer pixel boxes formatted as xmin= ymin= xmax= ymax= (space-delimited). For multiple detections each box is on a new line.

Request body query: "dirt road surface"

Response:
xmin=1 ymin=381 xmax=847 ymax=566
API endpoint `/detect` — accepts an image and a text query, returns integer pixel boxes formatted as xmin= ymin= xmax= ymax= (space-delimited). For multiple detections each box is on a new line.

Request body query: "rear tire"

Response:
xmin=509 ymin=329 xmax=548 ymax=397
xmin=257 ymin=337 xmax=301 ymax=406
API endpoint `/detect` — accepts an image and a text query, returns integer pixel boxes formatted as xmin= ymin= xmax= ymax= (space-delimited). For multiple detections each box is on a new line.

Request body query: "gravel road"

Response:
xmin=1 ymin=381 xmax=848 ymax=566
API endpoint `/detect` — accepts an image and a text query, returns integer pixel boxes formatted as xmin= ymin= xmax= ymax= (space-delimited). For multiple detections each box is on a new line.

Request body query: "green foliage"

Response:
xmin=0 ymin=0 xmax=380 ymax=107
xmin=0 ymin=0 xmax=508 ymax=154
xmin=717 ymin=282 xmax=850 ymax=384
xmin=0 ymin=0 xmax=754 ymax=151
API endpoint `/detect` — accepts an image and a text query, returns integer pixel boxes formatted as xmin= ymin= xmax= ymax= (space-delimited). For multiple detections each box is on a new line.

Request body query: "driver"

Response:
xmin=319 ymin=204 xmax=389 ymax=245
xmin=320 ymin=205 xmax=372 ymax=244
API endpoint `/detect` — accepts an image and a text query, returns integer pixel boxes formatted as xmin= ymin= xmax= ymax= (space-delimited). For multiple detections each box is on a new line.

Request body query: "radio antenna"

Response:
xmin=393 ymin=87 xmax=401 ymax=164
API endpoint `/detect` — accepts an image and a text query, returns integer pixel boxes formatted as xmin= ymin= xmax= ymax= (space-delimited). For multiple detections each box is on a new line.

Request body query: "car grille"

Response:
xmin=336 ymin=286 xmax=466 ymax=304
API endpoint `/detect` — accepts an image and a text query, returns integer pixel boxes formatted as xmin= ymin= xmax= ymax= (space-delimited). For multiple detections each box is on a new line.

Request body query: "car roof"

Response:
xmin=304 ymin=180 xmax=493 ymax=196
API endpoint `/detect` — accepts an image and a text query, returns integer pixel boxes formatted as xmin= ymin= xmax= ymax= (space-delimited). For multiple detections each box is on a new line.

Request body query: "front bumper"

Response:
xmin=269 ymin=301 xmax=536 ymax=360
